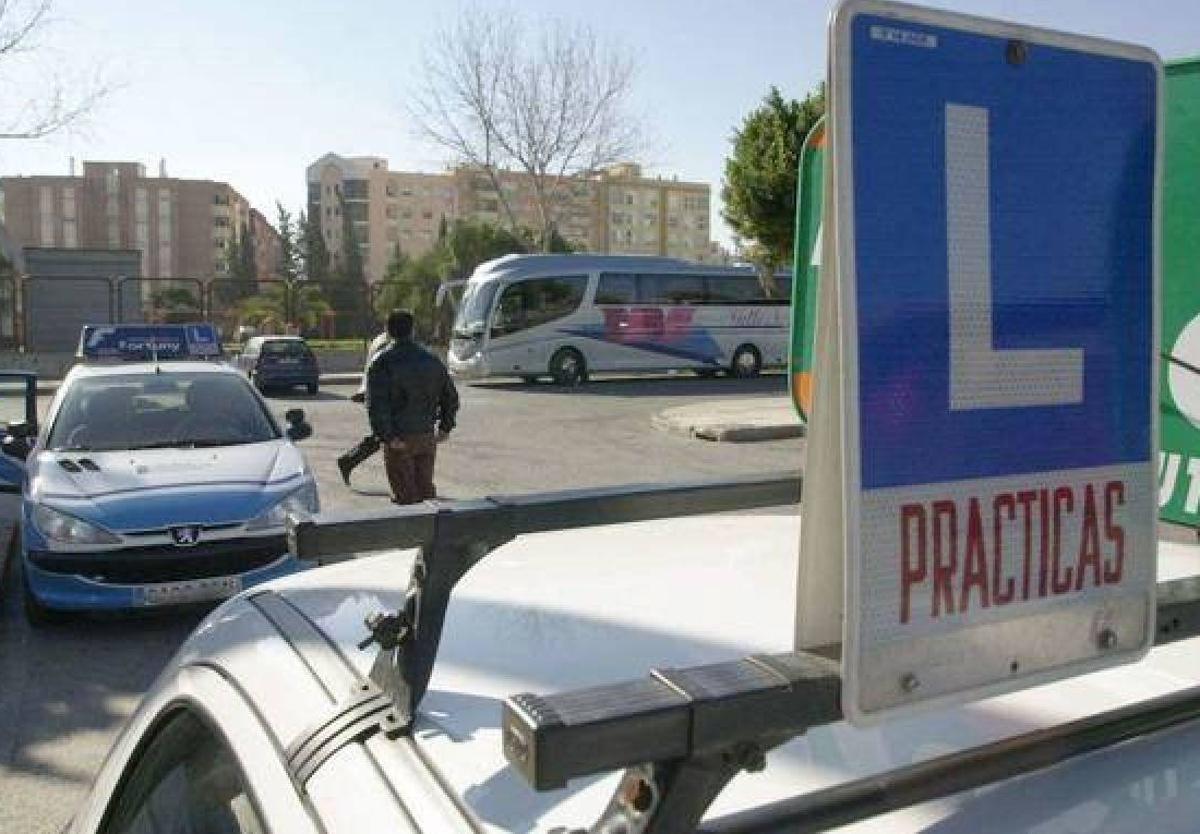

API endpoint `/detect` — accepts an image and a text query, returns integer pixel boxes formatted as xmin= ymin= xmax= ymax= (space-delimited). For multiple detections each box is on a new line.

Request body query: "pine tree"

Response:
xmin=301 ymin=210 xmax=331 ymax=284
xmin=722 ymin=84 xmax=825 ymax=282
xmin=276 ymin=203 xmax=300 ymax=283
xmin=239 ymin=222 xmax=257 ymax=286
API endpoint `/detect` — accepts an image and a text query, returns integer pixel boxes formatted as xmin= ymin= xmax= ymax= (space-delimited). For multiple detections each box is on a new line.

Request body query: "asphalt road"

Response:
xmin=0 ymin=373 xmax=802 ymax=834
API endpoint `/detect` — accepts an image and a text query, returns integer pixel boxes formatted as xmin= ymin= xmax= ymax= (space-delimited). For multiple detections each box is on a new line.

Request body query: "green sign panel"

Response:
xmin=1160 ymin=58 xmax=1200 ymax=527
xmin=789 ymin=116 xmax=826 ymax=422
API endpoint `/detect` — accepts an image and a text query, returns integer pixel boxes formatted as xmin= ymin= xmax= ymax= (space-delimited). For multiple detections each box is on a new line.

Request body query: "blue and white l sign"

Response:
xmin=829 ymin=1 xmax=1161 ymax=722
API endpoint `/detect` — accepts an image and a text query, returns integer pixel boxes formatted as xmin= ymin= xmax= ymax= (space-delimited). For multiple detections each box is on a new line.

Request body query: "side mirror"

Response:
xmin=7 ymin=420 xmax=34 ymax=439
xmin=3 ymin=433 xmax=31 ymax=462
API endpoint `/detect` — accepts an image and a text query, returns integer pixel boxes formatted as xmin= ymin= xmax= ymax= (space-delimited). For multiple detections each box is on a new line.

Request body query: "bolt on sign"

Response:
xmin=1158 ymin=58 xmax=1200 ymax=527
xmin=799 ymin=0 xmax=1161 ymax=723
xmin=790 ymin=116 xmax=826 ymax=423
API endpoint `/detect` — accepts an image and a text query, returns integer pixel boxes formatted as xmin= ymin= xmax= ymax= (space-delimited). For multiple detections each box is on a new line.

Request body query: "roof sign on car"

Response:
xmin=78 ymin=324 xmax=223 ymax=361
xmin=797 ymin=0 xmax=1162 ymax=723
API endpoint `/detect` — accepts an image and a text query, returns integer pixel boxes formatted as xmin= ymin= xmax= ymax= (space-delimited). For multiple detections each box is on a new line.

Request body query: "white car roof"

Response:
xmin=173 ymin=513 xmax=1200 ymax=833
xmin=64 ymin=360 xmax=240 ymax=381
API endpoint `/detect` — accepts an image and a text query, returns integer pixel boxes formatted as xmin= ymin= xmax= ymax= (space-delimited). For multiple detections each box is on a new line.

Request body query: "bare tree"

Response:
xmin=0 ymin=0 xmax=108 ymax=140
xmin=411 ymin=9 xmax=643 ymax=249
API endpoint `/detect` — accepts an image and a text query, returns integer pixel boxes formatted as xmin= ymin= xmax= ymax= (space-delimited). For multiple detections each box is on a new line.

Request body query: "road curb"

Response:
xmin=651 ymin=412 xmax=805 ymax=443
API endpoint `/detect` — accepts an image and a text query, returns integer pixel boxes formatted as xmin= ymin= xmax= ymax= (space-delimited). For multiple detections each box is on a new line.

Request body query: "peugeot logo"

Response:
xmin=169 ymin=526 xmax=202 ymax=547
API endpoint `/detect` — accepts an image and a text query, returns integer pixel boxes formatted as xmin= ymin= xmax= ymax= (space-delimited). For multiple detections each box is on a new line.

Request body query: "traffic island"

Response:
xmin=652 ymin=398 xmax=805 ymax=442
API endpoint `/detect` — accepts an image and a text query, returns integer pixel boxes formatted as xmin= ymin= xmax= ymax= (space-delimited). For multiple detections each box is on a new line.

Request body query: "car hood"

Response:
xmin=266 ymin=514 xmax=1200 ymax=833
xmin=28 ymin=440 xmax=308 ymax=529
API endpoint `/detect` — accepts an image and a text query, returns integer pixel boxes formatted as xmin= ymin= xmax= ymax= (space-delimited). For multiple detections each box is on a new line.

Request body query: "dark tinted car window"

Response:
xmin=100 ymin=710 xmax=265 ymax=834
xmin=261 ymin=340 xmax=312 ymax=357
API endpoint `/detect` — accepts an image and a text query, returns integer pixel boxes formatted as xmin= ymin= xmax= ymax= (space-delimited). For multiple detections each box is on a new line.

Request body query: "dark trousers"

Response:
xmin=383 ymin=433 xmax=437 ymax=505
xmin=338 ymin=435 xmax=381 ymax=475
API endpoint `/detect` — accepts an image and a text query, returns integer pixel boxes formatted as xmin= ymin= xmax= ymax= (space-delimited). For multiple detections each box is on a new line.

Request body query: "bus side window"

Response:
xmin=706 ymin=275 xmax=765 ymax=305
xmin=596 ymin=273 xmax=636 ymax=305
xmin=492 ymin=276 xmax=588 ymax=336
xmin=647 ymin=274 xmax=706 ymax=305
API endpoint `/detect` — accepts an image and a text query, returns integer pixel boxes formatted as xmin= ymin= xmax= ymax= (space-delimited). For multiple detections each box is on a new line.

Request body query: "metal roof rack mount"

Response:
xmin=289 ymin=481 xmax=1200 ymax=834
xmin=288 ymin=472 xmax=802 ymax=725
xmin=500 ymin=575 xmax=1200 ymax=834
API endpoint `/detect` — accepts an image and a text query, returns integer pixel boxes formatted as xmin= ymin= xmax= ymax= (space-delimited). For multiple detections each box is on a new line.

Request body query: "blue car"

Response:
xmin=237 ymin=335 xmax=320 ymax=394
xmin=0 ymin=325 xmax=319 ymax=625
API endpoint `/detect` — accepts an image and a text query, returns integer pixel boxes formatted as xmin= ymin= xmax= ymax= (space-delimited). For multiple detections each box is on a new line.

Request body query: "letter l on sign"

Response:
xmin=946 ymin=103 xmax=1085 ymax=409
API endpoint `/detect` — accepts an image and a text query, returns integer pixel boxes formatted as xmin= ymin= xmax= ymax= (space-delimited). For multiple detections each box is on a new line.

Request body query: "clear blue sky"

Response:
xmin=3 ymin=0 xmax=1195 ymax=248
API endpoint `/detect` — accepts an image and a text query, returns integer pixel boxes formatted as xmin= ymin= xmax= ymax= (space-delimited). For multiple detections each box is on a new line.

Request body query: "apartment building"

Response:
xmin=249 ymin=208 xmax=283 ymax=281
xmin=598 ymin=163 xmax=710 ymax=261
xmin=306 ymin=154 xmax=714 ymax=283
xmin=306 ymin=154 xmax=458 ymax=284
xmin=0 ymin=161 xmax=266 ymax=283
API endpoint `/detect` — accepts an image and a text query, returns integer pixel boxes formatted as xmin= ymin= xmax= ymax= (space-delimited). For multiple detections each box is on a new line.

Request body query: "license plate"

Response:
xmin=141 ymin=575 xmax=242 ymax=606
xmin=277 ymin=357 xmax=299 ymax=365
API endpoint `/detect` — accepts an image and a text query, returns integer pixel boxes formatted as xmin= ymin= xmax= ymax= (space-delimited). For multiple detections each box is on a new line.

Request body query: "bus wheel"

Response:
xmin=729 ymin=345 xmax=762 ymax=379
xmin=550 ymin=348 xmax=586 ymax=386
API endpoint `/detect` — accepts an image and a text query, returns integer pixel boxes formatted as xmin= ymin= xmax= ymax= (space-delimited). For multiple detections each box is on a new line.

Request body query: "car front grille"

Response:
xmin=29 ymin=535 xmax=289 ymax=583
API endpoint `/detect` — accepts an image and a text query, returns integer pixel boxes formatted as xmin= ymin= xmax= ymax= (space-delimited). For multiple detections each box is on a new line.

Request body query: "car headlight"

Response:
xmin=245 ymin=481 xmax=320 ymax=531
xmin=33 ymin=504 xmax=121 ymax=545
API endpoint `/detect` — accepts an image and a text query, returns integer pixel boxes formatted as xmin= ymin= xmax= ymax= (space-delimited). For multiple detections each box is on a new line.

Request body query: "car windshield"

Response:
xmin=261 ymin=340 xmax=312 ymax=357
xmin=453 ymin=281 xmax=498 ymax=337
xmin=47 ymin=372 xmax=280 ymax=452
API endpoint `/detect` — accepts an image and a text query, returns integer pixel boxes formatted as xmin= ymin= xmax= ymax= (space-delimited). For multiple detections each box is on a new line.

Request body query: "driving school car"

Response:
xmin=0 ymin=324 xmax=319 ymax=625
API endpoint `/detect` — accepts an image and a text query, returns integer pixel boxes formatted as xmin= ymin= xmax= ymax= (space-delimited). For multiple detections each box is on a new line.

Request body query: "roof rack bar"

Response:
xmin=503 ymin=652 xmax=841 ymax=791
xmin=287 ymin=474 xmax=801 ymax=727
xmin=700 ymin=680 xmax=1200 ymax=834
xmin=503 ymin=576 xmax=1200 ymax=834
xmin=288 ymin=473 xmax=801 ymax=565
xmin=289 ymin=503 xmax=436 ymax=565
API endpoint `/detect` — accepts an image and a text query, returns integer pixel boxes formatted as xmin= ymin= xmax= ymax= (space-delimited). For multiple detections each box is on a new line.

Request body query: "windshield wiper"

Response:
xmin=125 ymin=439 xmax=196 ymax=450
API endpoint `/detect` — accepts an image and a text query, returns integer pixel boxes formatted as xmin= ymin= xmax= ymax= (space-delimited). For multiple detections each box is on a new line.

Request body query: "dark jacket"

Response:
xmin=366 ymin=340 xmax=459 ymax=441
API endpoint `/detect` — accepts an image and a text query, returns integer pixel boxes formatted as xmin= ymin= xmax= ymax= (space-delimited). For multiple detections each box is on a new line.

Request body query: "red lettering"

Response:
xmin=1016 ymin=490 xmax=1037 ymax=601
xmin=992 ymin=493 xmax=1016 ymax=605
xmin=1104 ymin=481 xmax=1126 ymax=583
xmin=1075 ymin=484 xmax=1102 ymax=591
xmin=1038 ymin=489 xmax=1051 ymax=597
xmin=960 ymin=497 xmax=990 ymax=612
xmin=932 ymin=500 xmax=957 ymax=618
xmin=900 ymin=504 xmax=927 ymax=624
xmin=1052 ymin=486 xmax=1075 ymax=594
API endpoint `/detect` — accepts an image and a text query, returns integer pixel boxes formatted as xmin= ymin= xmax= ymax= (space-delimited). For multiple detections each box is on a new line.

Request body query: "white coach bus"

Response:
xmin=447 ymin=254 xmax=791 ymax=384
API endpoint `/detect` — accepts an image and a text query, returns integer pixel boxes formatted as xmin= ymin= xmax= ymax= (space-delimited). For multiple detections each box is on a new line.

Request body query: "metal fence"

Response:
xmin=0 ymin=275 xmax=17 ymax=349
xmin=22 ymin=275 xmax=123 ymax=352
xmin=115 ymin=277 xmax=205 ymax=325
xmin=4 ymin=274 xmax=434 ymax=350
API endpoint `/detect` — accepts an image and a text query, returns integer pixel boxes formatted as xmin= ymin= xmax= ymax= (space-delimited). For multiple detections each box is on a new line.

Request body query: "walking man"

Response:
xmin=366 ymin=309 xmax=459 ymax=504
xmin=337 ymin=329 xmax=391 ymax=485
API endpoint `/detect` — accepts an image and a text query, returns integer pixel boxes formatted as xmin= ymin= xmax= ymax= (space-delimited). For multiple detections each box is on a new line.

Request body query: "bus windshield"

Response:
xmin=453 ymin=281 xmax=499 ymax=337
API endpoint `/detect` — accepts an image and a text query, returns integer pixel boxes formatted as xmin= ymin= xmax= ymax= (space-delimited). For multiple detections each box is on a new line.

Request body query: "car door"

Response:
xmin=0 ymin=372 xmax=36 ymax=585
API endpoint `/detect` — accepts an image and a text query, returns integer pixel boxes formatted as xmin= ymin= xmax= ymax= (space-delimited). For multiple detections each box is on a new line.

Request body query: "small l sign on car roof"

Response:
xmin=805 ymin=0 xmax=1162 ymax=723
